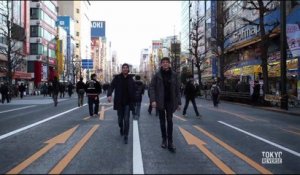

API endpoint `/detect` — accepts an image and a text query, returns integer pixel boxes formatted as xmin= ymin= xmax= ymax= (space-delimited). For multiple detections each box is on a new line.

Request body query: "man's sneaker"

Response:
xmin=93 ymin=114 xmax=98 ymax=117
xmin=168 ymin=143 xmax=176 ymax=153
xmin=161 ymin=140 xmax=167 ymax=149
xmin=196 ymin=114 xmax=201 ymax=118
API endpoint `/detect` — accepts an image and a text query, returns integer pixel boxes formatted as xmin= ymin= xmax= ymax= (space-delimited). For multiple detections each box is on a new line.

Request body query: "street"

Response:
xmin=0 ymin=93 xmax=300 ymax=174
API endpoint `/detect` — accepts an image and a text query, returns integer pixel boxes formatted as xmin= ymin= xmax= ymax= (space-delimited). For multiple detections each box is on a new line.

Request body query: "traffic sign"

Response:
xmin=82 ymin=59 xmax=93 ymax=69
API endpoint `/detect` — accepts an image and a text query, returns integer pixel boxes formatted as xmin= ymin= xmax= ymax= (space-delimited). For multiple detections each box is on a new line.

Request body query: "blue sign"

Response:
xmin=82 ymin=59 xmax=93 ymax=69
xmin=91 ymin=21 xmax=106 ymax=37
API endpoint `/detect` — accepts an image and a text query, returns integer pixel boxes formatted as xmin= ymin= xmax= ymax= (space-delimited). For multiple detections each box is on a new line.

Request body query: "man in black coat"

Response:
xmin=85 ymin=74 xmax=102 ymax=117
xmin=76 ymin=77 xmax=85 ymax=107
xmin=133 ymin=75 xmax=145 ymax=120
xmin=182 ymin=76 xmax=200 ymax=117
xmin=107 ymin=63 xmax=135 ymax=144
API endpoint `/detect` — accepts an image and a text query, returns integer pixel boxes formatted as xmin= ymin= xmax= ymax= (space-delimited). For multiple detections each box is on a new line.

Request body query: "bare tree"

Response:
xmin=239 ymin=0 xmax=279 ymax=94
xmin=0 ymin=0 xmax=25 ymax=85
xmin=189 ymin=9 xmax=207 ymax=90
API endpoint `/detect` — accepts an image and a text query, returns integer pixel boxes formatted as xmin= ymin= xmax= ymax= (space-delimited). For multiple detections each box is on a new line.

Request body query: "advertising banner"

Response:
xmin=286 ymin=24 xmax=300 ymax=57
xmin=91 ymin=21 xmax=106 ymax=37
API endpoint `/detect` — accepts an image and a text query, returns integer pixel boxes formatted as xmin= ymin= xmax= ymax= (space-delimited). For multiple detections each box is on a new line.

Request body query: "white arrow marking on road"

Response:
xmin=219 ymin=121 xmax=300 ymax=157
xmin=0 ymin=105 xmax=36 ymax=114
xmin=133 ymin=120 xmax=144 ymax=174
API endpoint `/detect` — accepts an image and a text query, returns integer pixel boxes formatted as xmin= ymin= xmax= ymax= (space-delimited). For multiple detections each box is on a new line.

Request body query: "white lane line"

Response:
xmin=0 ymin=105 xmax=36 ymax=114
xmin=133 ymin=120 xmax=144 ymax=174
xmin=218 ymin=121 xmax=300 ymax=157
xmin=0 ymin=104 xmax=87 ymax=141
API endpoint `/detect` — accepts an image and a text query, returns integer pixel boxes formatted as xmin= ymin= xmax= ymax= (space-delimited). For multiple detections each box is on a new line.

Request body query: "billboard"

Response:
xmin=57 ymin=16 xmax=75 ymax=37
xmin=91 ymin=21 xmax=106 ymax=37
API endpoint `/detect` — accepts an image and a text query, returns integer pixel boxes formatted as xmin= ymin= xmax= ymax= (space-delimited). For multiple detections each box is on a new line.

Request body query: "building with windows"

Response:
xmin=28 ymin=0 xmax=58 ymax=86
xmin=0 ymin=1 xmax=31 ymax=85
xmin=57 ymin=1 xmax=91 ymax=82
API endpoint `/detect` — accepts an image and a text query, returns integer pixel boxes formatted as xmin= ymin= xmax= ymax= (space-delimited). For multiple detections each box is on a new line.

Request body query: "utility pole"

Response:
xmin=280 ymin=1 xmax=288 ymax=110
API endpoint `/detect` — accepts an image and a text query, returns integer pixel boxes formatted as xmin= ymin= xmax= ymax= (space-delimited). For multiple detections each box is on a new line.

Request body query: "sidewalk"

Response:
xmin=198 ymin=96 xmax=300 ymax=117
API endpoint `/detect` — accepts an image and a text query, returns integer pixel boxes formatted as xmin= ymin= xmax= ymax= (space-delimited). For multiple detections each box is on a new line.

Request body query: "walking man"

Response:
xmin=149 ymin=57 xmax=181 ymax=153
xmin=18 ymin=83 xmax=26 ymax=99
xmin=133 ymin=75 xmax=145 ymax=120
xmin=107 ymin=63 xmax=136 ymax=144
xmin=52 ymin=76 xmax=60 ymax=107
xmin=211 ymin=81 xmax=221 ymax=107
xmin=85 ymin=74 xmax=102 ymax=117
xmin=76 ymin=77 xmax=86 ymax=107
xmin=182 ymin=76 xmax=200 ymax=117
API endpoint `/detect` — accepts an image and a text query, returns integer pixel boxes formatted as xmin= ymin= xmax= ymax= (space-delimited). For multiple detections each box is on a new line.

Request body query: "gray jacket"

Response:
xmin=149 ymin=69 xmax=181 ymax=113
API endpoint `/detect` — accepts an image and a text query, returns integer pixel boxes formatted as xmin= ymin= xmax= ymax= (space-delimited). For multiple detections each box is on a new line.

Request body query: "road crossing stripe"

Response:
xmin=194 ymin=125 xmax=272 ymax=174
xmin=0 ymin=105 xmax=36 ymax=114
xmin=49 ymin=125 xmax=99 ymax=174
xmin=219 ymin=121 xmax=300 ymax=157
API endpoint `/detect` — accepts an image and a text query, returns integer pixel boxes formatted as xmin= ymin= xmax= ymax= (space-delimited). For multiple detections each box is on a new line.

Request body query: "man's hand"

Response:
xmin=108 ymin=96 xmax=112 ymax=103
xmin=151 ymin=101 xmax=157 ymax=108
xmin=177 ymin=105 xmax=181 ymax=111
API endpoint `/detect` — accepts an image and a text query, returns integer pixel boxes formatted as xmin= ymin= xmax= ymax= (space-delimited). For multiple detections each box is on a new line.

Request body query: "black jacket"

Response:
xmin=107 ymin=74 xmax=135 ymax=110
xmin=134 ymin=80 xmax=145 ymax=102
xmin=184 ymin=81 xmax=197 ymax=99
xmin=85 ymin=79 xmax=102 ymax=96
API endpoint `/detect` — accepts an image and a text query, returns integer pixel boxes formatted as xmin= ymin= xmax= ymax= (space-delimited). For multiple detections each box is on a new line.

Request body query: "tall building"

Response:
xmin=0 ymin=1 xmax=31 ymax=85
xmin=57 ymin=1 xmax=91 ymax=81
xmin=28 ymin=0 xmax=58 ymax=86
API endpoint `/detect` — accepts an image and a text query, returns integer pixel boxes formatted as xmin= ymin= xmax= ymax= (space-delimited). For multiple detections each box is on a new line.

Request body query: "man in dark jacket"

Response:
xmin=133 ymin=75 xmax=145 ymax=120
xmin=76 ymin=77 xmax=86 ymax=107
xmin=52 ymin=76 xmax=60 ymax=107
xmin=85 ymin=74 xmax=102 ymax=117
xmin=149 ymin=57 xmax=181 ymax=153
xmin=18 ymin=83 xmax=26 ymax=99
xmin=182 ymin=76 xmax=200 ymax=117
xmin=107 ymin=63 xmax=135 ymax=144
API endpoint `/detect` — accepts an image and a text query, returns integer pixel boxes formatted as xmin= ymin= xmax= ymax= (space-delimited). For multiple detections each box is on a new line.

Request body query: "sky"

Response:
xmin=90 ymin=1 xmax=181 ymax=67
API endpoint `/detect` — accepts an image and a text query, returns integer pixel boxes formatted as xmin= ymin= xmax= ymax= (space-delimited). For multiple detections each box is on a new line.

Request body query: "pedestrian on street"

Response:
xmin=133 ymin=75 xmax=145 ymax=120
xmin=107 ymin=63 xmax=136 ymax=144
xmin=18 ymin=83 xmax=26 ymax=99
xmin=149 ymin=57 xmax=181 ymax=153
xmin=76 ymin=77 xmax=85 ymax=107
xmin=85 ymin=73 xmax=102 ymax=117
xmin=252 ymin=80 xmax=260 ymax=105
xmin=210 ymin=81 xmax=221 ymax=107
xmin=67 ymin=82 xmax=74 ymax=98
xmin=182 ymin=76 xmax=200 ymax=117
xmin=59 ymin=83 xmax=65 ymax=98
xmin=52 ymin=76 xmax=60 ymax=107
xmin=0 ymin=82 xmax=9 ymax=103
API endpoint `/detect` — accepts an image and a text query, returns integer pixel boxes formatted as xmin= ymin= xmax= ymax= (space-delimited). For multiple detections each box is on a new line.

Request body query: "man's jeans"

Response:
xmin=158 ymin=102 xmax=173 ymax=144
xmin=117 ymin=105 xmax=130 ymax=136
xmin=88 ymin=95 xmax=99 ymax=116
xmin=133 ymin=102 xmax=141 ymax=119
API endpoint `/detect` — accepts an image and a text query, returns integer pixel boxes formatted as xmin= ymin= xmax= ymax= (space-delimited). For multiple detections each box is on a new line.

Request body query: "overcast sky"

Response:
xmin=90 ymin=1 xmax=181 ymax=67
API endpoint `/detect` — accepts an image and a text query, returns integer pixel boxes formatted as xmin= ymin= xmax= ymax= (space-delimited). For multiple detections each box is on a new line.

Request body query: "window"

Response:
xmin=76 ymin=8 xmax=80 ymax=13
xmin=76 ymin=43 xmax=79 ymax=48
xmin=30 ymin=8 xmax=39 ymax=19
xmin=76 ymin=32 xmax=79 ymax=36
xmin=30 ymin=26 xmax=39 ymax=37
xmin=30 ymin=43 xmax=39 ymax=55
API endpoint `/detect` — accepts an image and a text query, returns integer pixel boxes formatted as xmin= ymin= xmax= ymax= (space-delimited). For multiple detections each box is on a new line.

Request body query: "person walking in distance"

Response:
xmin=149 ymin=57 xmax=181 ymax=153
xmin=107 ymin=63 xmax=136 ymax=144
xmin=211 ymin=81 xmax=221 ymax=107
xmin=182 ymin=76 xmax=200 ymax=117
xmin=133 ymin=75 xmax=145 ymax=120
xmin=76 ymin=77 xmax=86 ymax=107
xmin=18 ymin=83 xmax=26 ymax=99
xmin=52 ymin=76 xmax=60 ymax=107
xmin=85 ymin=74 xmax=102 ymax=117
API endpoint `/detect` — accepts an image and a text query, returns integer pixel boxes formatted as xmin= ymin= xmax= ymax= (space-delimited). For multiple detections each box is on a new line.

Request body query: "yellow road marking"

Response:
xmin=179 ymin=127 xmax=235 ymax=174
xmin=288 ymin=126 xmax=300 ymax=132
xmin=104 ymin=106 xmax=113 ymax=111
xmin=174 ymin=114 xmax=187 ymax=121
xmin=6 ymin=126 xmax=78 ymax=174
xmin=49 ymin=125 xmax=99 ymax=174
xmin=83 ymin=116 xmax=90 ymax=120
xmin=99 ymin=106 xmax=105 ymax=120
xmin=194 ymin=125 xmax=272 ymax=174
xmin=217 ymin=109 xmax=254 ymax=122
xmin=280 ymin=128 xmax=300 ymax=136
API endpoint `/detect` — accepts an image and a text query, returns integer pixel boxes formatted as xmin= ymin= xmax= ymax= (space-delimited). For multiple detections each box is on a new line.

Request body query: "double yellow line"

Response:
xmin=179 ymin=126 xmax=272 ymax=174
xmin=7 ymin=125 xmax=99 ymax=174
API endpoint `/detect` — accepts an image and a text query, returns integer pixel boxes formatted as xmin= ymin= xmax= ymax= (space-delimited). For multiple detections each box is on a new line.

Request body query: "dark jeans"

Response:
xmin=183 ymin=97 xmax=199 ymax=116
xmin=158 ymin=102 xmax=173 ymax=144
xmin=1 ymin=93 xmax=9 ymax=103
xmin=88 ymin=95 xmax=99 ymax=116
xmin=77 ymin=89 xmax=85 ymax=106
xmin=212 ymin=94 xmax=219 ymax=107
xmin=117 ymin=105 xmax=130 ymax=136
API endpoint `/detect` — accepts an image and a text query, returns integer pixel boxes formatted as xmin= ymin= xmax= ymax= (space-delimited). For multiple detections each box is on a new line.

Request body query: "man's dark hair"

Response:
xmin=122 ymin=63 xmax=130 ymax=72
xmin=91 ymin=73 xmax=96 ymax=79
xmin=80 ymin=77 xmax=83 ymax=81
xmin=135 ymin=75 xmax=141 ymax=80
xmin=161 ymin=57 xmax=170 ymax=63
